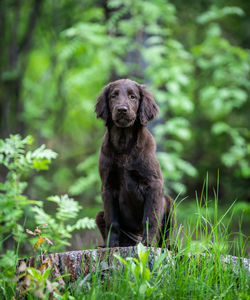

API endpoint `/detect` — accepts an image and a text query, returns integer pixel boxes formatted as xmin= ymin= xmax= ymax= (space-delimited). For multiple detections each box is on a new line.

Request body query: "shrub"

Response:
xmin=0 ymin=134 xmax=95 ymax=298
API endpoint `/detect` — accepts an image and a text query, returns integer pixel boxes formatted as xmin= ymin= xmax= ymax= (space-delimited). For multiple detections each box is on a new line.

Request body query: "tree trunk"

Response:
xmin=0 ymin=0 xmax=43 ymax=138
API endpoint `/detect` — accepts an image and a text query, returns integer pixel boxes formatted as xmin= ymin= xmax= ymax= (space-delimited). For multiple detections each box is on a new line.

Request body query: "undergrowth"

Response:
xmin=8 ymin=180 xmax=250 ymax=299
xmin=65 ymin=176 xmax=249 ymax=300
xmin=0 ymin=135 xmax=249 ymax=299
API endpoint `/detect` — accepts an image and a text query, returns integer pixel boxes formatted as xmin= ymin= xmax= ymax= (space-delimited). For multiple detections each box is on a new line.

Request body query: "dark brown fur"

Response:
xmin=95 ymin=79 xmax=174 ymax=247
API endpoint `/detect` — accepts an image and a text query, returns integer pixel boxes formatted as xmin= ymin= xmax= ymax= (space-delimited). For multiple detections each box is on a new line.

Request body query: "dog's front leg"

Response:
xmin=102 ymin=188 xmax=120 ymax=247
xmin=142 ymin=182 xmax=163 ymax=246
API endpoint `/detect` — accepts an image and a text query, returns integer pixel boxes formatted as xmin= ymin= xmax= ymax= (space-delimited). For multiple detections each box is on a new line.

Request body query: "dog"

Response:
xmin=95 ymin=79 xmax=174 ymax=247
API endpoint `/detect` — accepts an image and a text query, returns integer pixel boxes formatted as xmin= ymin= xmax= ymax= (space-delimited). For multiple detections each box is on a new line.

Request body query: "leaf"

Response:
xmin=137 ymin=243 xmax=150 ymax=267
xmin=32 ymin=159 xmax=50 ymax=170
xmin=47 ymin=195 xmax=61 ymax=204
xmin=133 ymin=264 xmax=141 ymax=281
xmin=39 ymin=224 xmax=48 ymax=228
xmin=72 ymin=217 xmax=96 ymax=230
xmin=42 ymin=267 xmax=51 ymax=279
xmin=146 ymin=286 xmax=156 ymax=297
xmin=139 ymin=282 xmax=148 ymax=295
xmin=212 ymin=122 xmax=230 ymax=135
xmin=26 ymin=229 xmax=35 ymax=236
xmin=31 ymin=206 xmax=55 ymax=227
xmin=27 ymin=267 xmax=42 ymax=281
xmin=114 ymin=255 xmax=129 ymax=267
xmin=54 ymin=194 xmax=81 ymax=221
xmin=31 ymin=144 xmax=57 ymax=160
xmin=52 ymin=273 xmax=71 ymax=282
xmin=34 ymin=236 xmax=45 ymax=250
xmin=176 ymin=159 xmax=198 ymax=177
xmin=145 ymin=267 xmax=151 ymax=281
xmin=152 ymin=253 xmax=168 ymax=273
xmin=44 ymin=237 xmax=53 ymax=245
xmin=197 ymin=6 xmax=244 ymax=24
xmin=23 ymin=135 xmax=34 ymax=145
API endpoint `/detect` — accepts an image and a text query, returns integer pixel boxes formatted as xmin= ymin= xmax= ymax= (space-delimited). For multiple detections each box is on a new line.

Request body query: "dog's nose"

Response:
xmin=117 ymin=106 xmax=128 ymax=113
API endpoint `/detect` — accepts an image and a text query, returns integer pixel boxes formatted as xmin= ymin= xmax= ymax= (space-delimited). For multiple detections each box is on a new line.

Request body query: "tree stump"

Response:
xmin=17 ymin=246 xmax=250 ymax=288
xmin=17 ymin=246 xmax=168 ymax=287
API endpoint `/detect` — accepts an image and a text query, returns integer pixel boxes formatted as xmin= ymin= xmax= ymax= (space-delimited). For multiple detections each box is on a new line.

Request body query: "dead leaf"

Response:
xmin=35 ymin=228 xmax=42 ymax=234
xmin=39 ymin=224 xmax=48 ymax=228
xmin=44 ymin=237 xmax=53 ymax=245
xmin=34 ymin=236 xmax=44 ymax=250
xmin=26 ymin=229 xmax=35 ymax=236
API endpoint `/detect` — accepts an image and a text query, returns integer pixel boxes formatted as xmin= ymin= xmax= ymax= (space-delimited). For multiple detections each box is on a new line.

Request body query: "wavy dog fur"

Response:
xmin=95 ymin=79 xmax=174 ymax=247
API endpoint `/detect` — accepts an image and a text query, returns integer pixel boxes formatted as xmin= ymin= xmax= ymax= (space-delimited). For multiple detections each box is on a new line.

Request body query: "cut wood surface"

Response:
xmin=17 ymin=246 xmax=250 ymax=287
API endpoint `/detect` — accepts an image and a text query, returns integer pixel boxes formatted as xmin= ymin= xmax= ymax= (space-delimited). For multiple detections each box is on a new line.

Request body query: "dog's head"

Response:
xmin=95 ymin=79 xmax=159 ymax=127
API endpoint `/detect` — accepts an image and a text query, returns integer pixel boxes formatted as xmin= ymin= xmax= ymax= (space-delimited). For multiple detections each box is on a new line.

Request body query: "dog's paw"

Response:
xmin=109 ymin=241 xmax=119 ymax=248
xmin=108 ymin=237 xmax=119 ymax=248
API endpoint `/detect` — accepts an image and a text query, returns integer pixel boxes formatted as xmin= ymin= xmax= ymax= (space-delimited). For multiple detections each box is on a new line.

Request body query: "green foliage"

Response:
xmin=17 ymin=260 xmax=72 ymax=299
xmin=139 ymin=3 xmax=250 ymax=196
xmin=197 ymin=6 xmax=245 ymax=24
xmin=192 ymin=8 xmax=250 ymax=181
xmin=69 ymin=153 xmax=101 ymax=203
xmin=32 ymin=194 xmax=95 ymax=250
xmin=0 ymin=135 xmax=95 ymax=298
xmin=0 ymin=134 xmax=95 ymax=253
xmin=0 ymin=135 xmax=57 ymax=245
xmin=0 ymin=134 xmax=56 ymax=298
xmin=47 ymin=0 xmax=249 ymax=200
xmin=114 ymin=243 xmax=155 ymax=297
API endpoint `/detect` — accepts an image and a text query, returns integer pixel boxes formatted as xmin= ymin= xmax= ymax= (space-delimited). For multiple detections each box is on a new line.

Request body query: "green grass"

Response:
xmin=64 ymin=178 xmax=249 ymax=300
xmin=67 ymin=248 xmax=249 ymax=300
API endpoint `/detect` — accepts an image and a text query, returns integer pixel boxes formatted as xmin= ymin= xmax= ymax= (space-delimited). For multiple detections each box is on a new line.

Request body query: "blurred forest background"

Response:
xmin=0 ymin=0 xmax=250 ymax=257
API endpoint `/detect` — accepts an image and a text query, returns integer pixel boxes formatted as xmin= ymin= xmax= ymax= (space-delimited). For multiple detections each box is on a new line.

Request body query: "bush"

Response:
xmin=0 ymin=134 xmax=95 ymax=298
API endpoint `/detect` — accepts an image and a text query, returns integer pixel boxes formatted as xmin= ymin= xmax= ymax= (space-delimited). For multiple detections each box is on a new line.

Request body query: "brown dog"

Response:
xmin=95 ymin=79 xmax=174 ymax=247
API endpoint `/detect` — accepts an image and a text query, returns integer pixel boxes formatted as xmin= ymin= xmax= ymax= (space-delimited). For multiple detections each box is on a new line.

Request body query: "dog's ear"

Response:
xmin=95 ymin=83 xmax=111 ymax=124
xmin=138 ymin=84 xmax=159 ymax=126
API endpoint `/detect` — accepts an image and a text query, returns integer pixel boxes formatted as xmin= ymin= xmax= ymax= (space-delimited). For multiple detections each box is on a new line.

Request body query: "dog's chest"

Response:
xmin=114 ymin=153 xmax=129 ymax=167
xmin=118 ymin=160 xmax=145 ymax=225
xmin=112 ymin=155 xmax=145 ymax=196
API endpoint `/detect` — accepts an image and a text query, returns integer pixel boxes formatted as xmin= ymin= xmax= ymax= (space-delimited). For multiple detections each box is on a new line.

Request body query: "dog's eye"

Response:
xmin=111 ymin=93 xmax=117 ymax=99
xmin=129 ymin=94 xmax=137 ymax=100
